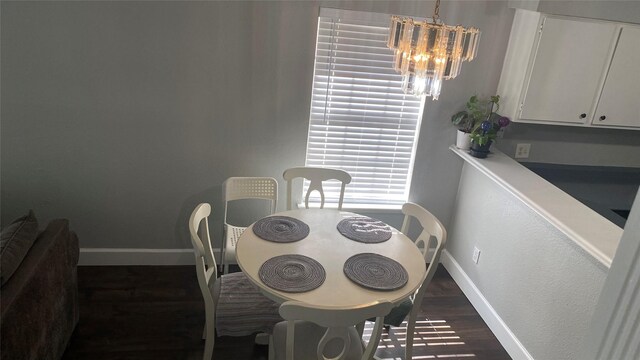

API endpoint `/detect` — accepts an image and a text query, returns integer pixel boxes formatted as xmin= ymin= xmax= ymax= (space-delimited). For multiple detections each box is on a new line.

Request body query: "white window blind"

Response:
xmin=304 ymin=8 xmax=425 ymax=207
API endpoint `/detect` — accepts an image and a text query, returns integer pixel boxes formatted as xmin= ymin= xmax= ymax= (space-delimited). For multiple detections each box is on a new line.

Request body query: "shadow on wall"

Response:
xmin=498 ymin=123 xmax=640 ymax=167
xmin=505 ymin=122 xmax=640 ymax=145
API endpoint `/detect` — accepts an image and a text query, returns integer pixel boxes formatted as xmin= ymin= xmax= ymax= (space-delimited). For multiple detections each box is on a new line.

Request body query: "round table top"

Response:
xmin=236 ymin=209 xmax=426 ymax=309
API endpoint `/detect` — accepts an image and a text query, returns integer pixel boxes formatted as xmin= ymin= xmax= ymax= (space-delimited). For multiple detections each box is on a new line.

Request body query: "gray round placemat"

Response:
xmin=259 ymin=254 xmax=326 ymax=293
xmin=337 ymin=217 xmax=392 ymax=243
xmin=252 ymin=216 xmax=310 ymax=243
xmin=343 ymin=253 xmax=408 ymax=291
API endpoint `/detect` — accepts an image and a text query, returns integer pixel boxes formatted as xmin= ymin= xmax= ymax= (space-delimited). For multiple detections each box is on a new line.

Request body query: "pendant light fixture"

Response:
xmin=387 ymin=0 xmax=480 ymax=99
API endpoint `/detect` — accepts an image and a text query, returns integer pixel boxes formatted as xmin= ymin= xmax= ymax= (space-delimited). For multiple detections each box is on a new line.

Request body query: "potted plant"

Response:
xmin=468 ymin=95 xmax=510 ymax=158
xmin=451 ymin=95 xmax=489 ymax=150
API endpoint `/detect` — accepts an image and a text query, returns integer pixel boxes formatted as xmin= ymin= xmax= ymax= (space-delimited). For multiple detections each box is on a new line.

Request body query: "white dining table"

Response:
xmin=236 ymin=209 xmax=426 ymax=309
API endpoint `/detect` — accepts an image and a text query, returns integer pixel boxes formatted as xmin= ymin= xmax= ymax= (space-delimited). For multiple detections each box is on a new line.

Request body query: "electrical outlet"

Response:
xmin=515 ymin=143 xmax=531 ymax=159
xmin=472 ymin=247 xmax=481 ymax=264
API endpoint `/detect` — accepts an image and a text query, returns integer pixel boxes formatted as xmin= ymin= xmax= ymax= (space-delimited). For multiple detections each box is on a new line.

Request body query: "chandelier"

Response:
xmin=387 ymin=0 xmax=480 ymax=99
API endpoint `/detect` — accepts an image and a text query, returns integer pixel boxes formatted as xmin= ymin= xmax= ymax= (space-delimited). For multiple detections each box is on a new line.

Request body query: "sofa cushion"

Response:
xmin=0 ymin=219 xmax=79 ymax=360
xmin=1 ymin=210 xmax=39 ymax=286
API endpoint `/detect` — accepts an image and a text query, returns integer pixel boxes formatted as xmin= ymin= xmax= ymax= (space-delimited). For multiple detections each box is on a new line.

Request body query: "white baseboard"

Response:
xmin=78 ymin=248 xmax=221 ymax=266
xmin=441 ymin=250 xmax=533 ymax=360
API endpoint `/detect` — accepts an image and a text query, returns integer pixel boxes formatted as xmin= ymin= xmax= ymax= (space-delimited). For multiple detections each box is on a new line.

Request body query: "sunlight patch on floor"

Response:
xmin=362 ymin=315 xmax=476 ymax=359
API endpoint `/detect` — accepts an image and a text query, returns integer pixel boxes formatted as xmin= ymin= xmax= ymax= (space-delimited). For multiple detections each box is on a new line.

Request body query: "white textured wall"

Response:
xmin=447 ymin=163 xmax=608 ymax=359
xmin=1 ymin=1 xmax=514 ymax=249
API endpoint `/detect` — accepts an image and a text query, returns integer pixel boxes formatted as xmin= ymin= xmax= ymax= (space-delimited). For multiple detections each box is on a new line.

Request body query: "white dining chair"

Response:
xmin=381 ymin=202 xmax=448 ymax=360
xmin=283 ymin=167 xmax=351 ymax=210
xmin=189 ymin=203 xmax=282 ymax=360
xmin=222 ymin=177 xmax=278 ymax=274
xmin=270 ymin=300 xmax=393 ymax=360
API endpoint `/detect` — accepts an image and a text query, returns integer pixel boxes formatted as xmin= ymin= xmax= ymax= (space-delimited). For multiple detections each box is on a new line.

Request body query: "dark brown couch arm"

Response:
xmin=1 ymin=219 xmax=80 ymax=360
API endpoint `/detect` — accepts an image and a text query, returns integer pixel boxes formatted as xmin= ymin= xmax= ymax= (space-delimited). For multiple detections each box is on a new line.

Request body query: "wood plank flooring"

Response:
xmin=62 ymin=265 xmax=510 ymax=360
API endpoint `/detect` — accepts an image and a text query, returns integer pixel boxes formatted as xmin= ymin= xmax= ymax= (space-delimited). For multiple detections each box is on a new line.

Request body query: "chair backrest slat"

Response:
xmin=188 ymin=203 xmax=218 ymax=298
xmin=189 ymin=203 xmax=216 ymax=269
xmin=282 ymin=167 xmax=351 ymax=210
xmin=279 ymin=301 xmax=392 ymax=360
xmin=396 ymin=203 xmax=448 ymax=360
xmin=400 ymin=202 xmax=447 ymax=302
xmin=223 ymin=177 xmax=278 ymax=225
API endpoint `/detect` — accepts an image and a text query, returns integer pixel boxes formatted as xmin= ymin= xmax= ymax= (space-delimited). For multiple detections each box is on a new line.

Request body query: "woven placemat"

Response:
xmin=343 ymin=253 xmax=408 ymax=291
xmin=252 ymin=216 xmax=310 ymax=243
xmin=337 ymin=217 xmax=392 ymax=243
xmin=259 ymin=254 xmax=326 ymax=293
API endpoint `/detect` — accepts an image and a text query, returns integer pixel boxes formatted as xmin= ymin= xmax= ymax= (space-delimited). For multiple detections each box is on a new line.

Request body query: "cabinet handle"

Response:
xmin=599 ymin=115 xmax=607 ymax=121
xmin=579 ymin=113 xmax=586 ymax=119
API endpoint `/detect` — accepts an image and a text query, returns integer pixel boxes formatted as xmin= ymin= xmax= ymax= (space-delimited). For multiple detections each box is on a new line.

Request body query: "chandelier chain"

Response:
xmin=432 ymin=0 xmax=441 ymax=22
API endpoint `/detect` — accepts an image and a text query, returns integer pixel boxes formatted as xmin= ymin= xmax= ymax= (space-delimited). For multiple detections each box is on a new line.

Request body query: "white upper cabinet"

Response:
xmin=520 ymin=17 xmax=617 ymax=124
xmin=592 ymin=26 xmax=640 ymax=128
xmin=498 ymin=10 xmax=640 ymax=130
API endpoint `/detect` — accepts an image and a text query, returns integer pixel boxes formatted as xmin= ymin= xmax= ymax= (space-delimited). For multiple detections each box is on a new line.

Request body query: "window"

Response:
xmin=304 ymin=8 xmax=425 ymax=208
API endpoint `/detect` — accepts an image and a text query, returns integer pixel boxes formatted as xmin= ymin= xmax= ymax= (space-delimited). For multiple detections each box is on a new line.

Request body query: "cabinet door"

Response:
xmin=592 ymin=26 xmax=640 ymax=129
xmin=520 ymin=17 xmax=618 ymax=124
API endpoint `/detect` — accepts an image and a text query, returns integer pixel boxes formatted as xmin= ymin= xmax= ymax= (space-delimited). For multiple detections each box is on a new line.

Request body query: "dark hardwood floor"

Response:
xmin=62 ymin=265 xmax=510 ymax=360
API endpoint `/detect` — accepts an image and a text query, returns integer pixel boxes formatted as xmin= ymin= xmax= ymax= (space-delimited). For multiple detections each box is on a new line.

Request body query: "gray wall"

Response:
xmin=1 ymin=1 xmax=514 ymax=249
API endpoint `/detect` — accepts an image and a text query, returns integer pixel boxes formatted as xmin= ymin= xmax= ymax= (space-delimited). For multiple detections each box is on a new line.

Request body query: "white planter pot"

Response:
xmin=456 ymin=130 xmax=472 ymax=150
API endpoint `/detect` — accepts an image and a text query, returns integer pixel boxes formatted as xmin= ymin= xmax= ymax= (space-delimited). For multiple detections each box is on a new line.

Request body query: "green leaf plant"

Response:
xmin=458 ymin=95 xmax=511 ymax=147
xmin=451 ymin=95 xmax=485 ymax=133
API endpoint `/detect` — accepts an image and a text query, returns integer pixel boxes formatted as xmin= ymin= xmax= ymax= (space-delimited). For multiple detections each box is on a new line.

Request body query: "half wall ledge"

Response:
xmin=449 ymin=145 xmax=621 ymax=268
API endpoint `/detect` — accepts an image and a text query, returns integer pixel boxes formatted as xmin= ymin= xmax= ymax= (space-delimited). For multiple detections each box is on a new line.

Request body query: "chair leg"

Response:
xmin=203 ymin=318 xmax=215 ymax=360
xmin=224 ymin=264 xmax=229 ymax=274
xmin=355 ymin=321 xmax=367 ymax=351
xmin=356 ymin=321 xmax=365 ymax=338
xmin=405 ymin=308 xmax=419 ymax=360
xmin=268 ymin=334 xmax=275 ymax=360
xmin=363 ymin=317 xmax=385 ymax=359
xmin=286 ymin=321 xmax=295 ymax=360
xmin=202 ymin=293 xmax=216 ymax=359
